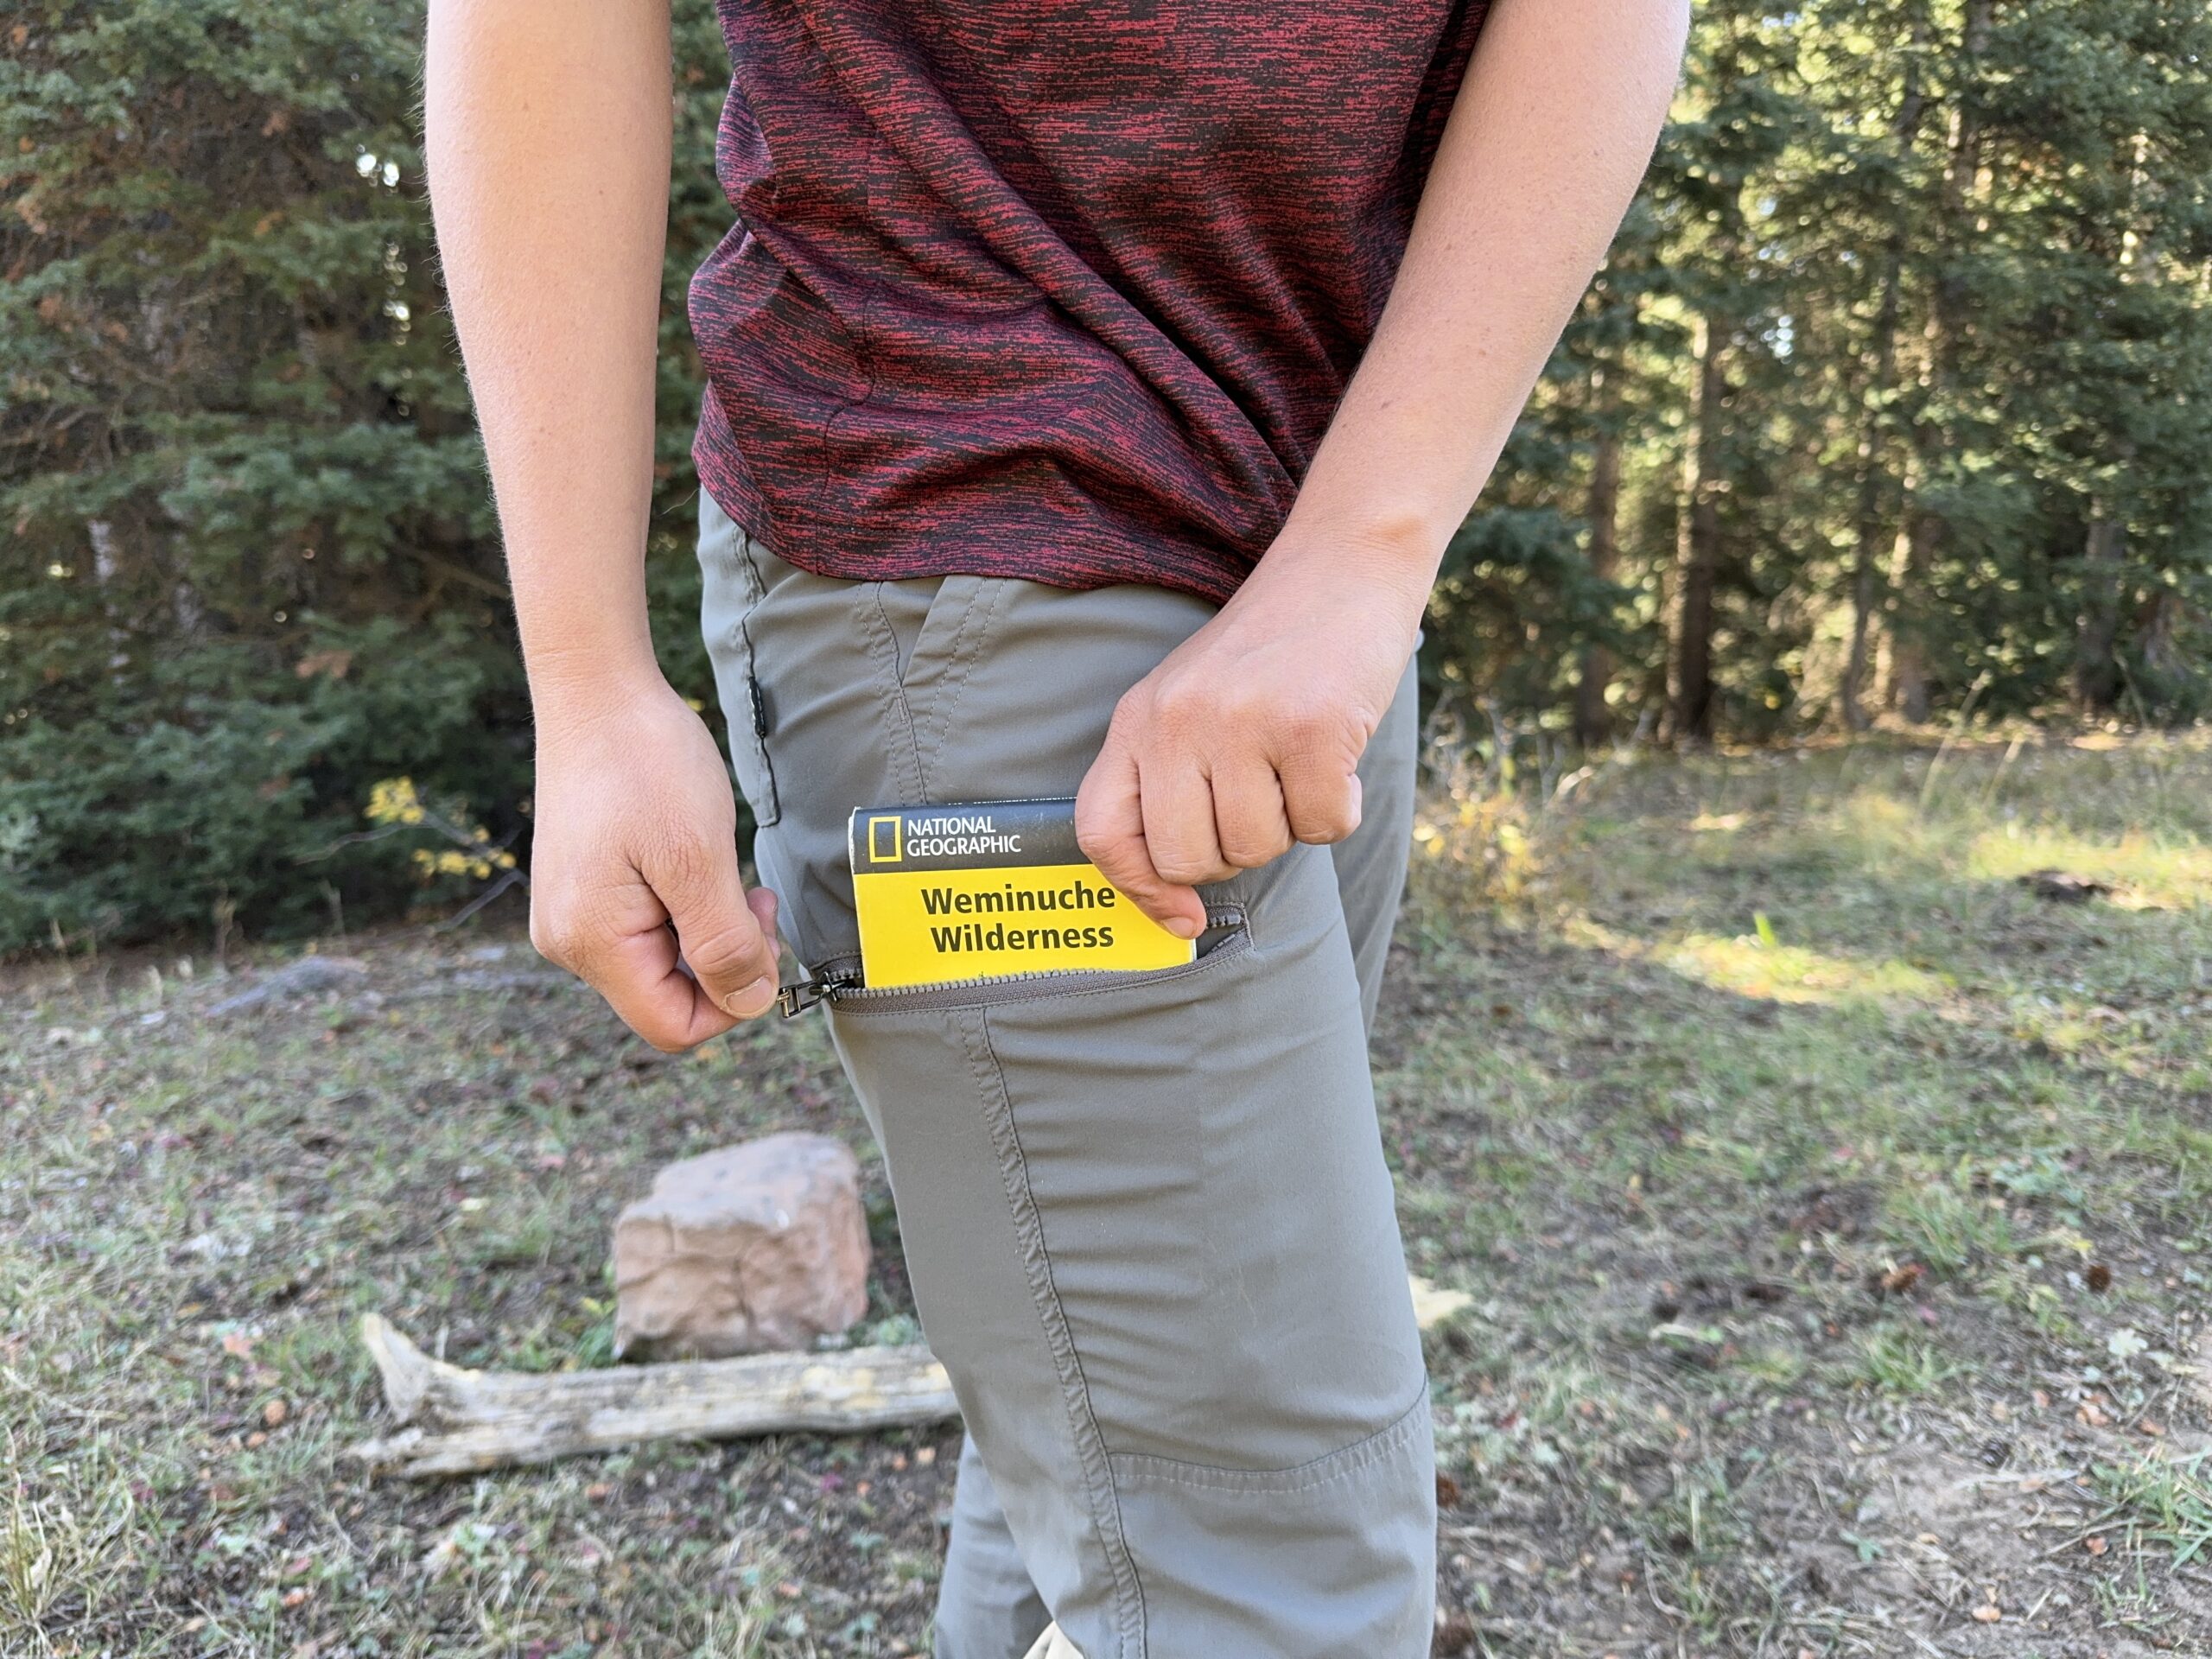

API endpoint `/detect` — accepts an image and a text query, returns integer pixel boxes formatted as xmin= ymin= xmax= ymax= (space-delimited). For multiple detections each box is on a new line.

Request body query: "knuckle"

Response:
xmin=1111 ymin=683 xmax=1160 ymax=728
xmin=1152 ymin=851 xmax=1213 ymax=887
xmin=1221 ymin=830 xmax=1290 ymax=868
xmin=1295 ymin=806 xmax=1359 ymax=845
xmin=679 ymin=915 xmax=766 ymax=979
xmin=1151 ymin=686 xmax=1211 ymax=736
xmin=532 ymin=889 xmax=634 ymax=976
xmin=620 ymin=995 xmax=699 ymax=1055
xmin=1275 ymin=696 xmax=1336 ymax=743
xmin=1077 ymin=824 xmax=1135 ymax=875
xmin=529 ymin=905 xmax=580 ymax=968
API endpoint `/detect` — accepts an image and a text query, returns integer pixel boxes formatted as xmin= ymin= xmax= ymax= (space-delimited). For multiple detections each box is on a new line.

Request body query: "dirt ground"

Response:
xmin=5 ymin=735 xmax=2210 ymax=1656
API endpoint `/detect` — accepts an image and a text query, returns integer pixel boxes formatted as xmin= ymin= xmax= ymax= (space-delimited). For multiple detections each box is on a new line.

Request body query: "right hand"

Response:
xmin=526 ymin=676 xmax=782 ymax=1051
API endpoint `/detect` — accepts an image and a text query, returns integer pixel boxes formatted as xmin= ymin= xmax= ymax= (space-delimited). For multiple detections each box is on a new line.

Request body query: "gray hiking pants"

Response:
xmin=699 ymin=493 xmax=1435 ymax=1658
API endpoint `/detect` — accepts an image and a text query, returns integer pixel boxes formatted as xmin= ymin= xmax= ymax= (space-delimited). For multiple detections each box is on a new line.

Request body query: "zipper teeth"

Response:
xmin=823 ymin=906 xmax=1246 ymax=1004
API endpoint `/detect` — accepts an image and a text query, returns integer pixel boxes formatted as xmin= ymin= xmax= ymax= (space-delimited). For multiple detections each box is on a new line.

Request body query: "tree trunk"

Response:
xmin=2139 ymin=588 xmax=2183 ymax=688
xmin=2073 ymin=123 xmax=2156 ymax=715
xmin=1573 ymin=423 xmax=1624 ymax=747
xmin=1843 ymin=15 xmax=1927 ymax=732
xmin=1888 ymin=524 xmax=1935 ymax=722
xmin=1670 ymin=315 xmax=1726 ymax=743
xmin=1891 ymin=0 xmax=1990 ymax=724
xmin=1842 ymin=435 xmax=1886 ymax=732
xmin=2075 ymin=511 xmax=2127 ymax=711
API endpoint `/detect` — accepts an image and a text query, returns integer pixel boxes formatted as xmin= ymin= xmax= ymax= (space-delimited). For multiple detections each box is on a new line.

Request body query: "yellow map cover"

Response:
xmin=848 ymin=799 xmax=1195 ymax=991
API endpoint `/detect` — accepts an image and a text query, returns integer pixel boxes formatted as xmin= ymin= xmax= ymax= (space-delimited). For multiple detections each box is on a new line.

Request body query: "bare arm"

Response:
xmin=427 ymin=0 xmax=780 ymax=1046
xmin=1078 ymin=0 xmax=1691 ymax=931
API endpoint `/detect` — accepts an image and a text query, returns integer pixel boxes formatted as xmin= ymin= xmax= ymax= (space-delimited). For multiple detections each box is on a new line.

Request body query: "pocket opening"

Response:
xmin=715 ymin=527 xmax=783 ymax=827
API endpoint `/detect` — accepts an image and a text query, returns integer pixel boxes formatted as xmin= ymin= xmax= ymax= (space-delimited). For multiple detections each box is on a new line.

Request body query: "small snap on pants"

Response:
xmin=699 ymin=493 xmax=1435 ymax=1659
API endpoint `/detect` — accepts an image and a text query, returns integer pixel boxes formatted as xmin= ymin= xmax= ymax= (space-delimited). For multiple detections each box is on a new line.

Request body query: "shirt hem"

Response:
xmin=694 ymin=419 xmax=1247 ymax=609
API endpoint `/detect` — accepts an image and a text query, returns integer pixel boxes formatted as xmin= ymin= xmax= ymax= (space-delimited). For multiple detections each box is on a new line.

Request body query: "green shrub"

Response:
xmin=0 ymin=1 xmax=733 ymax=955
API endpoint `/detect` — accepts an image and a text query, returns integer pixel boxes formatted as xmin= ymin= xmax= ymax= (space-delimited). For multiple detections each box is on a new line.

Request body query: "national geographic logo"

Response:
xmin=848 ymin=799 xmax=1081 ymax=874
xmin=866 ymin=814 xmax=902 ymax=864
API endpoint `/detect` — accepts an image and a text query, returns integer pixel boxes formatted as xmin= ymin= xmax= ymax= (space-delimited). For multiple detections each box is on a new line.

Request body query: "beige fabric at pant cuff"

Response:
xmin=1019 ymin=1623 xmax=1083 ymax=1659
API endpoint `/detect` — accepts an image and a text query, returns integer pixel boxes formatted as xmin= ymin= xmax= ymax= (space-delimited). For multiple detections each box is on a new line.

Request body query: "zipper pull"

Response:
xmin=776 ymin=969 xmax=859 ymax=1019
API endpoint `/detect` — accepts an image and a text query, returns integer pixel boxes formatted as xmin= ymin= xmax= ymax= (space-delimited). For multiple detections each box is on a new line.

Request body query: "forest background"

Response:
xmin=4 ymin=0 xmax=2209 ymax=953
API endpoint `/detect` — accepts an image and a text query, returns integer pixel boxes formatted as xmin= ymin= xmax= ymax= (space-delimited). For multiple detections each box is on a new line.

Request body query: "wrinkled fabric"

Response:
xmin=691 ymin=0 xmax=1490 ymax=604
xmin=699 ymin=494 xmax=1436 ymax=1656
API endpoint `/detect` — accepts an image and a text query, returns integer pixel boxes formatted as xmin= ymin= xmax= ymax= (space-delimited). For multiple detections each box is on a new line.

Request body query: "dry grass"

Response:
xmin=5 ymin=732 xmax=2210 ymax=1656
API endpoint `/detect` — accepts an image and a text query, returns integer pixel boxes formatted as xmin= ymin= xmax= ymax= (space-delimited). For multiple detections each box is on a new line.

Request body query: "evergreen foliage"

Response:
xmin=1 ymin=1 xmax=731 ymax=950
xmin=4 ymin=2 xmax=2209 ymax=951
xmin=1428 ymin=0 xmax=2212 ymax=741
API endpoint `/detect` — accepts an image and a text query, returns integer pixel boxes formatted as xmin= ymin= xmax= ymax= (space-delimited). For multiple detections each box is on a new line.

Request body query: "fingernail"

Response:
xmin=727 ymin=975 xmax=778 ymax=1017
xmin=1164 ymin=916 xmax=1200 ymax=940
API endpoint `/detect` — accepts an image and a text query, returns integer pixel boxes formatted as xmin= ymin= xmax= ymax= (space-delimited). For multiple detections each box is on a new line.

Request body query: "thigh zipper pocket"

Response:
xmin=777 ymin=906 xmax=1249 ymax=1018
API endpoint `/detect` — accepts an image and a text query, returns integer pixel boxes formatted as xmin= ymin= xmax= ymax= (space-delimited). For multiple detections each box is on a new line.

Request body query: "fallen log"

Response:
xmin=345 ymin=1314 xmax=959 ymax=1478
xmin=349 ymin=1272 xmax=1470 ymax=1478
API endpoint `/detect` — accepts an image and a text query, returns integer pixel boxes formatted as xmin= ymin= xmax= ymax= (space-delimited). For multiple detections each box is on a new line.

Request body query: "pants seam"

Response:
xmin=964 ymin=1007 xmax=1149 ymax=1659
xmin=858 ymin=582 xmax=928 ymax=806
xmin=729 ymin=526 xmax=783 ymax=826
xmin=1106 ymin=1377 xmax=1432 ymax=1496
xmin=919 ymin=577 xmax=1006 ymax=788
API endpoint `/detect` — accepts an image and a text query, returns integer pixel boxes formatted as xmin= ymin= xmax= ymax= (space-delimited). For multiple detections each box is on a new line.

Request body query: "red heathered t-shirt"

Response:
xmin=690 ymin=1 xmax=1490 ymax=606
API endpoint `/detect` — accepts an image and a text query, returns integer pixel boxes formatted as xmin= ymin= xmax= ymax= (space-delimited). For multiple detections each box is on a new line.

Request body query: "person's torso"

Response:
xmin=690 ymin=0 xmax=1488 ymax=603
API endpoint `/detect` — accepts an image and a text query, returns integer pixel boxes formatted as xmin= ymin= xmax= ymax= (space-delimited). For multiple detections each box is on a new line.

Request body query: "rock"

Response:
xmin=1408 ymin=1273 xmax=1471 ymax=1332
xmin=207 ymin=954 xmax=369 ymax=1017
xmin=613 ymin=1133 xmax=870 ymax=1362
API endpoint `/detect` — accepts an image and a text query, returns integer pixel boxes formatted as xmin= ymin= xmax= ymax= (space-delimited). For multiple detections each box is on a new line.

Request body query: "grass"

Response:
xmin=5 ymin=732 xmax=2212 ymax=1656
xmin=2094 ymin=1448 xmax=2212 ymax=1571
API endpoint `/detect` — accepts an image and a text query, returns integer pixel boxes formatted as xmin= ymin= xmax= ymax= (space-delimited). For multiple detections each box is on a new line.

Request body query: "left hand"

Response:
xmin=1075 ymin=545 xmax=1425 ymax=938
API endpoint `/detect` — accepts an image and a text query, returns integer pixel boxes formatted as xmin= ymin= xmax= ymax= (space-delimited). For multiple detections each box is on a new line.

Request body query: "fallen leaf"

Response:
xmin=1410 ymin=1274 xmax=1472 ymax=1332
xmin=1434 ymin=1611 xmax=1478 ymax=1650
